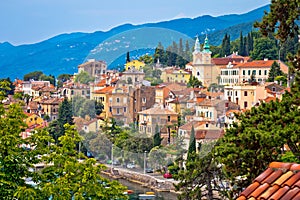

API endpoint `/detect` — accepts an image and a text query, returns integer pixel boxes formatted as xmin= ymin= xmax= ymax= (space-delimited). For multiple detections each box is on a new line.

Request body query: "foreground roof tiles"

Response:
xmin=237 ymin=162 xmax=300 ymax=200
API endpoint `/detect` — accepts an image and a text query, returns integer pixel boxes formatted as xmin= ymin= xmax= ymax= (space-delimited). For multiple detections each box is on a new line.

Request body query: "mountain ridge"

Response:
xmin=0 ymin=4 xmax=270 ymax=79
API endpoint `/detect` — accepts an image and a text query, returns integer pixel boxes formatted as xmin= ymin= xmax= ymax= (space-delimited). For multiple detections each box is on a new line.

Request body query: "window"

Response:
xmin=117 ymin=108 xmax=120 ymax=114
xmin=142 ymin=97 xmax=146 ymax=103
xmin=197 ymin=72 xmax=200 ymax=76
xmin=259 ymin=70 xmax=262 ymax=75
xmin=243 ymin=70 xmax=245 ymax=75
xmin=167 ymin=116 xmax=171 ymax=122
xmin=264 ymin=70 xmax=268 ymax=75
xmin=252 ymin=70 xmax=256 ymax=75
xmin=109 ymin=107 xmax=112 ymax=112
xmin=82 ymin=90 xmax=85 ymax=95
xmin=248 ymin=70 xmax=251 ymax=75
xmin=205 ymin=123 xmax=209 ymax=128
xmin=235 ymin=91 xmax=237 ymax=96
xmin=116 ymin=98 xmax=120 ymax=103
xmin=244 ymin=91 xmax=248 ymax=96
xmin=244 ymin=101 xmax=248 ymax=108
xmin=124 ymin=107 xmax=127 ymax=112
xmin=272 ymin=87 xmax=276 ymax=92
xmin=71 ymin=90 xmax=74 ymax=95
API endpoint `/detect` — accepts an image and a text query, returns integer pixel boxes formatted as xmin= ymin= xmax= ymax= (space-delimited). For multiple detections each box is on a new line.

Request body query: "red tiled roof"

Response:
xmin=93 ymin=86 xmax=114 ymax=94
xmin=212 ymin=57 xmax=246 ymax=65
xmin=237 ymin=162 xmax=300 ymax=200
xmin=264 ymin=96 xmax=277 ymax=103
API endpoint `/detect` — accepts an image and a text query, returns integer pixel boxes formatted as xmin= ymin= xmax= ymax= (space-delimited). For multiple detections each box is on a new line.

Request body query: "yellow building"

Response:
xmin=24 ymin=113 xmax=44 ymax=127
xmin=92 ymin=86 xmax=114 ymax=119
xmin=125 ymin=60 xmax=145 ymax=71
xmin=160 ymin=68 xmax=191 ymax=84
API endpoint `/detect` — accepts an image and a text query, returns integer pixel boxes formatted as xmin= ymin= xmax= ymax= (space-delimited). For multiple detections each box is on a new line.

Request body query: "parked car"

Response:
xmin=145 ymin=167 xmax=154 ymax=173
xmin=126 ymin=163 xmax=136 ymax=169
xmin=163 ymin=172 xmax=172 ymax=179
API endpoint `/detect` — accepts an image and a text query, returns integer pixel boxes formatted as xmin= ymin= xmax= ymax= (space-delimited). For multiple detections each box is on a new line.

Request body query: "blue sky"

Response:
xmin=0 ymin=0 xmax=270 ymax=45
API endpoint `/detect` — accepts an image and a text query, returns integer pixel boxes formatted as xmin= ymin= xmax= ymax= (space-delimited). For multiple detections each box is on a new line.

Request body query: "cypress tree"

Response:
xmin=239 ymin=32 xmax=244 ymax=56
xmin=187 ymin=125 xmax=196 ymax=161
xmin=154 ymin=42 xmax=165 ymax=64
xmin=267 ymin=61 xmax=284 ymax=82
xmin=126 ymin=51 xmax=130 ymax=63
xmin=153 ymin=124 xmax=162 ymax=147
xmin=185 ymin=40 xmax=191 ymax=62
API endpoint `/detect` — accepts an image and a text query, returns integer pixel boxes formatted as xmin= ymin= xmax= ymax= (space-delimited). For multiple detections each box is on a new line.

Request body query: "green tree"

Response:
xmin=176 ymin=152 xmax=226 ymax=200
xmin=0 ymin=78 xmax=13 ymax=96
xmin=185 ymin=40 xmax=192 ymax=62
xmin=38 ymin=124 xmax=127 ymax=199
xmin=254 ymin=0 xmax=300 ymax=44
xmin=215 ymin=94 xmax=300 ymax=197
xmin=75 ymin=71 xmax=94 ymax=84
xmin=154 ymin=42 xmax=165 ymax=64
xmin=39 ymin=74 xmax=55 ymax=85
xmin=187 ymin=76 xmax=202 ymax=88
xmin=95 ymin=100 xmax=104 ymax=116
xmin=238 ymin=31 xmax=245 ymax=56
xmin=221 ymin=33 xmax=231 ymax=57
xmin=126 ymin=51 xmax=130 ymax=63
xmin=24 ymin=71 xmax=43 ymax=81
xmin=49 ymin=98 xmax=73 ymax=143
xmin=267 ymin=61 xmax=284 ymax=82
xmin=153 ymin=124 xmax=162 ymax=147
xmin=138 ymin=54 xmax=153 ymax=64
xmin=187 ymin=125 xmax=196 ymax=161
xmin=250 ymin=37 xmax=278 ymax=60
xmin=176 ymin=38 xmax=187 ymax=68
xmin=57 ymin=74 xmax=72 ymax=88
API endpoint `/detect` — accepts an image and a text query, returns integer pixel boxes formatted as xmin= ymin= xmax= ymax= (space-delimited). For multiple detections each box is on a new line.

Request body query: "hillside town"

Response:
xmin=9 ymin=36 xmax=289 ymax=156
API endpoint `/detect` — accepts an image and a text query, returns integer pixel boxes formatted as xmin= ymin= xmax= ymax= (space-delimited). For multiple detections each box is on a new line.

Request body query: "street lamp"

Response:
xmin=144 ymin=151 xmax=147 ymax=174
xmin=111 ymin=144 xmax=114 ymax=172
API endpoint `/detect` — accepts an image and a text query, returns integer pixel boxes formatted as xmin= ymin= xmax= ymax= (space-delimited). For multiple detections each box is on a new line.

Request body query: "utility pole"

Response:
xmin=144 ymin=151 xmax=147 ymax=174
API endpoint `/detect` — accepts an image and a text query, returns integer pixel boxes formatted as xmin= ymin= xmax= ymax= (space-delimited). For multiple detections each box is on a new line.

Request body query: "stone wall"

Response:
xmin=113 ymin=168 xmax=176 ymax=191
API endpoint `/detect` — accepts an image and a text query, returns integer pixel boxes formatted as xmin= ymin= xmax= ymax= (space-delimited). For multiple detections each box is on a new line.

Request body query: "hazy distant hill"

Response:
xmin=0 ymin=5 xmax=269 ymax=79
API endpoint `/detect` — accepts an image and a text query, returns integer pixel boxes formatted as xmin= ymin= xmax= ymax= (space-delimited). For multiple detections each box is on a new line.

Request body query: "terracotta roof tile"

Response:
xmin=293 ymin=179 xmax=300 ymax=188
xmin=249 ymin=183 xmax=269 ymax=198
xmin=280 ymin=187 xmax=299 ymax=199
xmin=273 ymin=171 xmax=294 ymax=185
xmin=258 ymin=184 xmax=280 ymax=200
xmin=291 ymin=164 xmax=300 ymax=171
xmin=291 ymin=191 xmax=300 ymax=200
xmin=254 ymin=168 xmax=274 ymax=183
xmin=240 ymin=182 xmax=260 ymax=197
xmin=269 ymin=185 xmax=290 ymax=199
xmin=238 ymin=162 xmax=300 ymax=200
xmin=262 ymin=170 xmax=283 ymax=184
xmin=269 ymin=162 xmax=292 ymax=170
xmin=284 ymin=172 xmax=300 ymax=187
xmin=236 ymin=196 xmax=247 ymax=200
